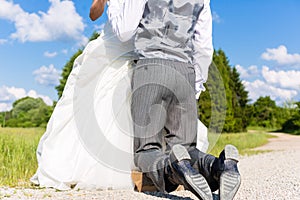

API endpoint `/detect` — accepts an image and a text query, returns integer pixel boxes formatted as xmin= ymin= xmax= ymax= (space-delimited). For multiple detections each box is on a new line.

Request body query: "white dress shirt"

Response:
xmin=107 ymin=0 xmax=213 ymax=98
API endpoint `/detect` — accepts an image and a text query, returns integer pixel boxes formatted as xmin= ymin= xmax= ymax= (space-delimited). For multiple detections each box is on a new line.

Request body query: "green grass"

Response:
xmin=246 ymin=126 xmax=279 ymax=132
xmin=0 ymin=127 xmax=44 ymax=187
xmin=207 ymin=131 xmax=276 ymax=157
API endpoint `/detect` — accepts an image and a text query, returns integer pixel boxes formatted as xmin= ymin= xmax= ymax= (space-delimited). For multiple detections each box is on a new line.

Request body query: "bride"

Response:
xmin=31 ymin=0 xmax=209 ymax=190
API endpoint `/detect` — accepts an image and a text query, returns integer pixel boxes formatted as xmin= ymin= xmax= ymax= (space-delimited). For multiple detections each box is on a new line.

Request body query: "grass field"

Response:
xmin=246 ymin=126 xmax=279 ymax=132
xmin=0 ymin=127 xmax=44 ymax=187
xmin=0 ymin=127 xmax=274 ymax=187
xmin=207 ymin=131 xmax=275 ymax=156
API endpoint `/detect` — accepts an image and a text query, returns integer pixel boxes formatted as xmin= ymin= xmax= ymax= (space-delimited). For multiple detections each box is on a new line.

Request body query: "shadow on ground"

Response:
xmin=144 ymin=191 xmax=220 ymax=200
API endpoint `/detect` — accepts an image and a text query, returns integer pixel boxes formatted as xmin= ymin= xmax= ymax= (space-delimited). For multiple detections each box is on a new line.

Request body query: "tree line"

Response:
xmin=1 ymin=34 xmax=299 ymax=134
xmin=198 ymin=49 xmax=299 ymax=134
xmin=0 ymin=97 xmax=53 ymax=128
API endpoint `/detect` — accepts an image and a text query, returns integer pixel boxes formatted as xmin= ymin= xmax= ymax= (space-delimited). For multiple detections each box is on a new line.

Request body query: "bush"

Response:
xmin=281 ymin=102 xmax=300 ymax=135
xmin=5 ymin=97 xmax=53 ymax=128
xmin=282 ymin=116 xmax=300 ymax=135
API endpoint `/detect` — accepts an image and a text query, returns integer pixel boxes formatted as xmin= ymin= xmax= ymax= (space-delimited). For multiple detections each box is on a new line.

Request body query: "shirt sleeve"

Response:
xmin=107 ymin=0 xmax=147 ymax=42
xmin=192 ymin=0 xmax=213 ymax=99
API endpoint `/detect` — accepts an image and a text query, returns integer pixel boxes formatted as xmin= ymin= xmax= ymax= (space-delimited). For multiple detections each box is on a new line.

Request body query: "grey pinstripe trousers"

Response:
xmin=131 ymin=58 xmax=198 ymax=191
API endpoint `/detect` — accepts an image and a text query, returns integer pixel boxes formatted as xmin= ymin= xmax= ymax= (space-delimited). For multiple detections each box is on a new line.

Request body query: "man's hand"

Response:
xmin=90 ymin=0 xmax=107 ymax=21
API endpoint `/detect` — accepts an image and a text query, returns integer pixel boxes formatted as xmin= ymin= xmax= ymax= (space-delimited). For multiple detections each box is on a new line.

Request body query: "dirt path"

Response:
xmin=234 ymin=132 xmax=300 ymax=200
xmin=254 ymin=132 xmax=300 ymax=151
xmin=1 ymin=133 xmax=300 ymax=199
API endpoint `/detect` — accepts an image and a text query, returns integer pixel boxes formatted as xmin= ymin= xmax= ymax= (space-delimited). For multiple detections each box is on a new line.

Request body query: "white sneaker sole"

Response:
xmin=220 ymin=145 xmax=241 ymax=200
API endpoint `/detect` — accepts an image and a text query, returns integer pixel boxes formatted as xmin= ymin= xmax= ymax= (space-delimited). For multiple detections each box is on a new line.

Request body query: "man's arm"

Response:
xmin=108 ymin=0 xmax=147 ymax=42
xmin=192 ymin=0 xmax=213 ymax=98
xmin=90 ymin=0 xmax=107 ymax=21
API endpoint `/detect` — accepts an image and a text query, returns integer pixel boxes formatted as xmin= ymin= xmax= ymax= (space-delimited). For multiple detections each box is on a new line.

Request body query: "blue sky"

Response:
xmin=0 ymin=0 xmax=300 ymax=111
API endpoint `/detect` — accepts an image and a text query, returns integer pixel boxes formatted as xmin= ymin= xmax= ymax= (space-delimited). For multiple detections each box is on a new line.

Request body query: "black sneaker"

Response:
xmin=169 ymin=144 xmax=213 ymax=200
xmin=219 ymin=145 xmax=241 ymax=200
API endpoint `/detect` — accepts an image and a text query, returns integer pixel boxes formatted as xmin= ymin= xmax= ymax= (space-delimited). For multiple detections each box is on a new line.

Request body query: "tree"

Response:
xmin=0 ymin=112 xmax=4 ymax=127
xmin=5 ymin=97 xmax=53 ymax=128
xmin=276 ymin=100 xmax=298 ymax=126
xmin=282 ymin=102 xmax=300 ymax=135
xmin=230 ymin=67 xmax=250 ymax=132
xmin=198 ymin=51 xmax=227 ymax=133
xmin=12 ymin=97 xmax=41 ymax=118
xmin=250 ymin=96 xmax=277 ymax=128
xmin=198 ymin=49 xmax=249 ymax=133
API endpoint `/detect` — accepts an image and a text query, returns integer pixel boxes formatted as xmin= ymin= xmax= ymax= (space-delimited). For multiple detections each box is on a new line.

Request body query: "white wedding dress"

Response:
xmin=31 ymin=22 xmax=209 ymax=190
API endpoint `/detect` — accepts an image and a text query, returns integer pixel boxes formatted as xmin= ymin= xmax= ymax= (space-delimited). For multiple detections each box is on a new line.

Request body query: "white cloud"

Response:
xmin=0 ymin=85 xmax=53 ymax=111
xmin=33 ymin=64 xmax=61 ymax=86
xmin=212 ymin=11 xmax=221 ymax=23
xmin=0 ymin=0 xmax=23 ymax=21
xmin=261 ymin=45 xmax=300 ymax=66
xmin=262 ymin=66 xmax=300 ymax=90
xmin=44 ymin=51 xmax=57 ymax=58
xmin=0 ymin=103 xmax=11 ymax=112
xmin=235 ymin=65 xmax=248 ymax=78
xmin=61 ymin=49 xmax=68 ymax=54
xmin=236 ymin=63 xmax=300 ymax=105
xmin=27 ymin=90 xmax=53 ymax=106
xmin=243 ymin=80 xmax=298 ymax=105
xmin=236 ymin=64 xmax=259 ymax=79
xmin=0 ymin=39 xmax=7 ymax=44
xmin=0 ymin=0 xmax=88 ymax=44
xmin=5 ymin=86 xmax=27 ymax=100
